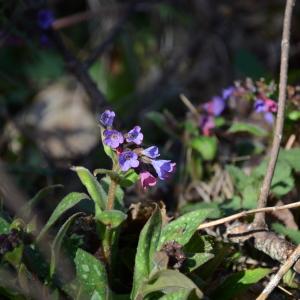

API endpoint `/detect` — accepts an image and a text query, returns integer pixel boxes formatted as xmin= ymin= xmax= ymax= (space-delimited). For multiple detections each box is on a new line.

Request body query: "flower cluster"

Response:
xmin=99 ymin=110 xmax=176 ymax=189
xmin=199 ymin=86 xmax=234 ymax=135
xmin=198 ymin=79 xmax=278 ymax=135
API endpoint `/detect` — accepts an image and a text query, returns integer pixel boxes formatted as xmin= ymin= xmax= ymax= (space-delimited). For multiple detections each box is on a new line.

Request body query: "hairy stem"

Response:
xmin=254 ymin=0 xmax=295 ymax=227
xmin=107 ymin=178 xmax=117 ymax=210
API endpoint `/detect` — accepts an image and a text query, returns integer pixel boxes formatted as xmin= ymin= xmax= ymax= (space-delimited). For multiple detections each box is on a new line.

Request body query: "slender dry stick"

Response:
xmin=256 ymin=245 xmax=300 ymax=300
xmin=198 ymin=201 xmax=300 ymax=230
xmin=254 ymin=0 xmax=295 ymax=227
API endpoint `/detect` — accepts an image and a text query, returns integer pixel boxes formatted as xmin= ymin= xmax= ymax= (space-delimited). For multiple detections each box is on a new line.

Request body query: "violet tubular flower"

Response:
xmin=119 ymin=151 xmax=139 ymax=172
xmin=37 ymin=9 xmax=54 ymax=30
xmin=142 ymin=146 xmax=160 ymax=158
xmin=99 ymin=110 xmax=115 ymax=127
xmin=126 ymin=126 xmax=143 ymax=145
xmin=103 ymin=129 xmax=124 ymax=149
xmin=151 ymin=160 xmax=176 ymax=180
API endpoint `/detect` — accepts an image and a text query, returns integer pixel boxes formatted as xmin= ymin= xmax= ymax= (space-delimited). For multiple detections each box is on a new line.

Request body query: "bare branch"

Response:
xmin=254 ymin=0 xmax=295 ymax=227
xmin=198 ymin=201 xmax=300 ymax=230
xmin=83 ymin=3 xmax=136 ymax=68
xmin=256 ymin=245 xmax=300 ymax=300
xmin=50 ymin=30 xmax=107 ymax=111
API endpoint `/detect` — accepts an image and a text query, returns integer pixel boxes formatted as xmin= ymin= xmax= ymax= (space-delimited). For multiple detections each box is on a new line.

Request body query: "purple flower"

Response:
xmin=103 ymin=129 xmax=124 ymax=149
xmin=99 ymin=110 xmax=115 ymax=127
xmin=264 ymin=112 xmax=274 ymax=124
xmin=119 ymin=151 xmax=139 ymax=172
xmin=254 ymin=98 xmax=277 ymax=124
xmin=151 ymin=160 xmax=176 ymax=180
xmin=142 ymin=146 xmax=160 ymax=158
xmin=222 ymin=86 xmax=235 ymax=100
xmin=199 ymin=115 xmax=215 ymax=136
xmin=254 ymin=99 xmax=266 ymax=113
xmin=37 ymin=9 xmax=54 ymax=30
xmin=203 ymin=96 xmax=226 ymax=116
xmin=140 ymin=171 xmax=157 ymax=189
xmin=126 ymin=126 xmax=143 ymax=145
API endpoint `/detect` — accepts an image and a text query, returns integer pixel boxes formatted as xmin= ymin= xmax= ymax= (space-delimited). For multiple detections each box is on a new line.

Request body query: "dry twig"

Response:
xmin=254 ymin=0 xmax=295 ymax=227
xmin=256 ymin=245 xmax=300 ymax=300
xmin=198 ymin=201 xmax=300 ymax=230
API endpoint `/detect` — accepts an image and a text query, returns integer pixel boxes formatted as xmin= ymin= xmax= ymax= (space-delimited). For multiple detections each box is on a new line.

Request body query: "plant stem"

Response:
xmin=107 ymin=178 xmax=117 ymax=210
xmin=254 ymin=0 xmax=295 ymax=228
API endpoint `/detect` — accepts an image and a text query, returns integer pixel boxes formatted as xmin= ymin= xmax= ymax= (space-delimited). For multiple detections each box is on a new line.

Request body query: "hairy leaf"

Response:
xmin=131 ymin=206 xmax=162 ymax=299
xmin=75 ymin=248 xmax=109 ymax=299
xmin=157 ymin=209 xmax=211 ymax=249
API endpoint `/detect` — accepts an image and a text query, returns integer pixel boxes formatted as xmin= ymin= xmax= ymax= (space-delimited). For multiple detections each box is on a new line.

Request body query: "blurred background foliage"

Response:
xmin=0 ymin=0 xmax=300 ymax=214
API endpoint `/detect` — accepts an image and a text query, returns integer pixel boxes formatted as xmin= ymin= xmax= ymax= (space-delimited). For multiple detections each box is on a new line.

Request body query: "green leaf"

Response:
xmin=18 ymin=185 xmax=63 ymax=219
xmin=241 ymin=185 xmax=258 ymax=209
xmin=0 ymin=217 xmax=10 ymax=234
xmin=226 ymin=165 xmax=252 ymax=192
xmin=228 ymin=122 xmax=267 ymax=137
xmin=271 ymin=176 xmax=294 ymax=196
xmin=211 ymin=268 xmax=270 ymax=300
xmin=142 ymin=270 xmax=203 ymax=299
xmin=272 ymin=223 xmax=300 ymax=244
xmin=157 ymin=209 xmax=212 ymax=249
xmin=50 ymin=212 xmax=83 ymax=277
xmin=190 ymin=136 xmax=217 ymax=161
xmin=159 ymin=289 xmax=199 ymax=300
xmin=288 ymin=110 xmax=300 ymax=121
xmin=184 ymin=253 xmax=214 ymax=273
xmin=98 ymin=210 xmax=127 ymax=229
xmin=254 ymin=159 xmax=292 ymax=186
xmin=75 ymin=248 xmax=109 ymax=299
xmin=72 ymin=166 xmax=106 ymax=214
xmin=131 ymin=206 xmax=162 ymax=299
xmin=37 ymin=192 xmax=88 ymax=241
xmin=180 ymin=202 xmax=222 ymax=219
xmin=279 ymin=148 xmax=300 ymax=172
xmin=4 ymin=245 xmax=24 ymax=268
xmin=119 ymin=169 xmax=139 ymax=187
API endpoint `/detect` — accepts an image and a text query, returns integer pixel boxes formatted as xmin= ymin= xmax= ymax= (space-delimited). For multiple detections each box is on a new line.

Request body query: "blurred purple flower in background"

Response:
xmin=142 ymin=146 xmax=160 ymax=158
xmin=126 ymin=126 xmax=143 ymax=145
xmin=37 ymin=9 xmax=54 ymax=30
xmin=151 ymin=160 xmax=176 ymax=180
xmin=103 ymin=129 xmax=124 ymax=148
xmin=119 ymin=151 xmax=139 ymax=172
xmin=199 ymin=115 xmax=215 ymax=136
xmin=203 ymin=96 xmax=226 ymax=116
xmin=254 ymin=97 xmax=277 ymax=124
xmin=99 ymin=110 xmax=115 ymax=127
xmin=222 ymin=86 xmax=235 ymax=100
